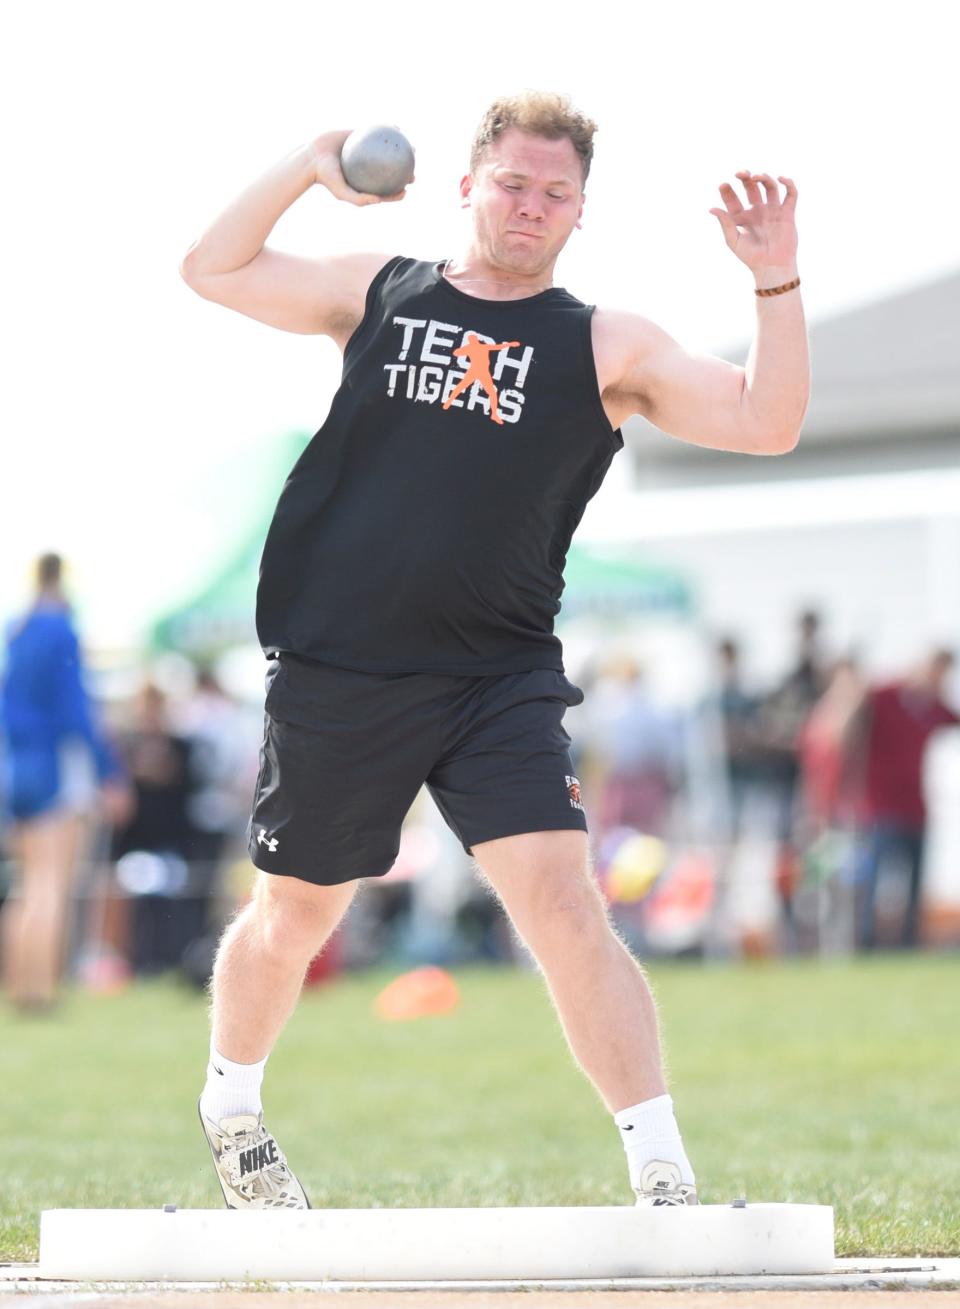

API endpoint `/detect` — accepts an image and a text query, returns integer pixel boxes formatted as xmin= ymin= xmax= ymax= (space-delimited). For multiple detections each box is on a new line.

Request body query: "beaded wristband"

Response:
xmin=755 ymin=276 xmax=801 ymax=297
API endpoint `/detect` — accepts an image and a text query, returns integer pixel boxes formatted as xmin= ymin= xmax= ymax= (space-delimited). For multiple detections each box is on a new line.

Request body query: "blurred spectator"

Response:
xmin=750 ymin=609 xmax=832 ymax=943
xmin=0 ymin=552 xmax=133 ymax=1012
xmin=712 ymin=636 xmax=765 ymax=840
xmin=752 ymin=608 xmax=832 ymax=846
xmin=167 ymin=665 xmax=279 ymax=989
xmin=109 ymin=681 xmax=205 ymax=974
xmin=696 ymin=635 xmax=782 ymax=958
xmin=786 ymin=654 xmax=870 ymax=952
xmin=173 ymin=664 xmax=252 ymax=908
xmin=847 ymin=647 xmax=960 ymax=950
xmin=797 ymin=654 xmax=868 ymax=836
xmin=582 ymin=655 xmax=684 ymax=840
xmin=785 ymin=609 xmax=830 ymax=702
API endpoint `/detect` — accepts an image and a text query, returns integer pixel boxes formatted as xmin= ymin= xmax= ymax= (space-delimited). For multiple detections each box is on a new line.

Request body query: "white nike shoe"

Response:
xmin=633 ymin=1158 xmax=699 ymax=1206
xmin=198 ymin=1098 xmax=310 ymax=1209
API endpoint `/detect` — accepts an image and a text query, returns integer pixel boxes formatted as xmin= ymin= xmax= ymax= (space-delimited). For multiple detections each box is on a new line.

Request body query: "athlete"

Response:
xmin=180 ymin=91 xmax=808 ymax=1210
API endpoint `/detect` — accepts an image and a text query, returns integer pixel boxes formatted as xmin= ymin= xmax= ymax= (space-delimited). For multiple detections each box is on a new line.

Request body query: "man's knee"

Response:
xmin=527 ymin=866 xmax=607 ymax=923
xmin=251 ymin=871 xmax=358 ymax=954
xmin=539 ymin=876 xmax=614 ymax=946
xmin=473 ymin=831 xmax=612 ymax=950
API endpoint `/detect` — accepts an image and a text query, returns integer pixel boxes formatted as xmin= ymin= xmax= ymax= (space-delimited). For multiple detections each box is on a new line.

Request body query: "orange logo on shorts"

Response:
xmin=566 ymin=774 xmax=584 ymax=811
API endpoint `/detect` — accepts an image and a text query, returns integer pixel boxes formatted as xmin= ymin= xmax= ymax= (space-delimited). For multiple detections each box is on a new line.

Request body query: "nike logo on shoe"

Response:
xmin=239 ymin=1139 xmax=280 ymax=1177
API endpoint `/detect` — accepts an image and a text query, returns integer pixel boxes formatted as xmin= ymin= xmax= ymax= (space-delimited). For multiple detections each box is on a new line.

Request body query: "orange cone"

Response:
xmin=374 ymin=966 xmax=460 ymax=1021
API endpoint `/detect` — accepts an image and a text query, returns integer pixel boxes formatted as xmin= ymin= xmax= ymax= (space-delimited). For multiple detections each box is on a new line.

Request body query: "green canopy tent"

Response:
xmin=558 ymin=545 xmax=693 ymax=622
xmin=148 ymin=430 xmax=311 ymax=661
xmin=149 ymin=432 xmax=693 ymax=662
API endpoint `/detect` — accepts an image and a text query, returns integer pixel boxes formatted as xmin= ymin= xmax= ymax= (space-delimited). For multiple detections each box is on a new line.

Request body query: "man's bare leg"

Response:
xmin=472 ymin=829 xmax=666 ymax=1108
xmin=198 ymin=870 xmax=359 ymax=1208
xmin=208 ymin=870 xmax=359 ymax=1064
xmin=470 ymin=829 xmax=696 ymax=1201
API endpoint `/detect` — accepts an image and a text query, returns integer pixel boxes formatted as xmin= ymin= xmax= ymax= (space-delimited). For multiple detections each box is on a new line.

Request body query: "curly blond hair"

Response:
xmin=469 ymin=90 xmax=597 ymax=189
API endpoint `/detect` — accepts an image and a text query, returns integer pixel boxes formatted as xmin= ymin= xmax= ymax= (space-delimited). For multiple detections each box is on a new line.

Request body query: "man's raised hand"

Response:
xmin=311 ymin=129 xmax=413 ymax=206
xmin=709 ymin=172 xmax=798 ymax=272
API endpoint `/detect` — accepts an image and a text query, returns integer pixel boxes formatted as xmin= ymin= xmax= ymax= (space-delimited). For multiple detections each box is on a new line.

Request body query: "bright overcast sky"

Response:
xmin=3 ymin=0 xmax=958 ymax=651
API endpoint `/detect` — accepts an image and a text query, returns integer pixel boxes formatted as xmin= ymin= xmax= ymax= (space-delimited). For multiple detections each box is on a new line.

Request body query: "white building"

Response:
xmin=579 ymin=267 xmax=960 ymax=688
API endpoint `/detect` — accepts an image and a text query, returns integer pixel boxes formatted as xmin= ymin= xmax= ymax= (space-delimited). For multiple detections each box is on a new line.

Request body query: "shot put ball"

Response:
xmin=340 ymin=125 xmax=415 ymax=197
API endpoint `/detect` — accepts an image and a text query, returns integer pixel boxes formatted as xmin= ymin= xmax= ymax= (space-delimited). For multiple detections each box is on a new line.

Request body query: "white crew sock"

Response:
xmin=198 ymin=1041 xmax=268 ymax=1124
xmin=613 ymin=1093 xmax=696 ymax=1189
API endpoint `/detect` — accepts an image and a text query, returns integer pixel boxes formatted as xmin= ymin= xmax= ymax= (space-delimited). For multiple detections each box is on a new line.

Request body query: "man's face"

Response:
xmin=460 ymin=127 xmax=585 ymax=274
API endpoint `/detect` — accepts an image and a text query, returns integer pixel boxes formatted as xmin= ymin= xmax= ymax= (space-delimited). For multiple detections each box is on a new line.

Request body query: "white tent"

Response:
xmin=618 ymin=265 xmax=960 ymax=490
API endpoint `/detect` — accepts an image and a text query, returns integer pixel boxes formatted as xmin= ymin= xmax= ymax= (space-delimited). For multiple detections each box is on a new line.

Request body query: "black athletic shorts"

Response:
xmin=246 ymin=653 xmax=588 ymax=886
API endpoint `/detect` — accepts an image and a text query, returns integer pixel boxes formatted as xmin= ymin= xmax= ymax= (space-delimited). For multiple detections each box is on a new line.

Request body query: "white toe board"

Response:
xmin=40 ymin=1203 xmax=834 ymax=1281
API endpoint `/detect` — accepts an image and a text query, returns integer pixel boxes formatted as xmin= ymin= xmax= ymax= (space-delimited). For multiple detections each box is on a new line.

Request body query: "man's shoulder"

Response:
xmin=591 ymin=305 xmax=658 ymax=338
xmin=587 ymin=305 xmax=667 ymax=397
xmin=591 ymin=304 xmax=670 ymax=359
xmin=357 ymin=253 xmax=440 ymax=301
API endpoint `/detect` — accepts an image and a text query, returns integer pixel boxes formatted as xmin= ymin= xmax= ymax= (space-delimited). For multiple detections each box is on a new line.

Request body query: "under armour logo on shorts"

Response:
xmin=257 ymin=828 xmax=279 ymax=853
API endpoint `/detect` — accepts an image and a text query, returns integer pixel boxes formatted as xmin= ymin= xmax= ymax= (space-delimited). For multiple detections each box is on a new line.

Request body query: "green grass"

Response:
xmin=3 ymin=953 xmax=958 ymax=1262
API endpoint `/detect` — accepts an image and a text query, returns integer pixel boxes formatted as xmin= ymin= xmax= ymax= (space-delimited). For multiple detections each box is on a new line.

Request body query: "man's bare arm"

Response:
xmin=178 ymin=132 xmax=411 ymax=337
xmin=611 ymin=172 xmax=809 ymax=455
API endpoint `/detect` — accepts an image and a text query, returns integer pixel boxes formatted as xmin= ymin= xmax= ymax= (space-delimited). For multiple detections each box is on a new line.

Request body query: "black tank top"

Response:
xmin=256 ymin=255 xmax=624 ymax=675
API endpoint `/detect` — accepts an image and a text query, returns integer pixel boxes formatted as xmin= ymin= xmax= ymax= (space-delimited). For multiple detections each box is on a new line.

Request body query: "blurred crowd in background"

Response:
xmin=2 ymin=551 xmax=959 ymax=1015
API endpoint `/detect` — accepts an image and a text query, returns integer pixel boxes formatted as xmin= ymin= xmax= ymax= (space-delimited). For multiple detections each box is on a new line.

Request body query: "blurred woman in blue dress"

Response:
xmin=0 ymin=553 xmax=134 ymax=1011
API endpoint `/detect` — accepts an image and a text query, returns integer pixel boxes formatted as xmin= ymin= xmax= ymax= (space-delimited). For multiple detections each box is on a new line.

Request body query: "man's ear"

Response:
xmin=459 ymin=173 xmax=472 ymax=209
xmin=576 ymin=191 xmax=585 ymax=230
